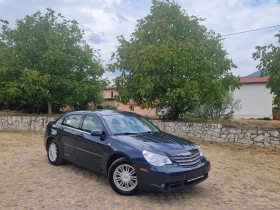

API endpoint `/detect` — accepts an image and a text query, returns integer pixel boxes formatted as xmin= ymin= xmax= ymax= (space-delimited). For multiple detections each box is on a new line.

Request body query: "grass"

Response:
xmin=153 ymin=117 xmax=280 ymax=131
xmin=224 ymin=119 xmax=280 ymax=130
xmin=0 ymin=110 xmax=62 ymax=117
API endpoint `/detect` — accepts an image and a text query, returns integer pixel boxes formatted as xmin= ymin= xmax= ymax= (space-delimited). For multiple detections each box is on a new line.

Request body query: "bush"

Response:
xmin=192 ymin=92 xmax=241 ymax=120
xmin=97 ymin=105 xmax=117 ymax=110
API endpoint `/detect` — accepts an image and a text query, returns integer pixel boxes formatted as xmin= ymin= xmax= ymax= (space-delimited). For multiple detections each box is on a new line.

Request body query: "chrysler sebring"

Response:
xmin=44 ymin=110 xmax=210 ymax=195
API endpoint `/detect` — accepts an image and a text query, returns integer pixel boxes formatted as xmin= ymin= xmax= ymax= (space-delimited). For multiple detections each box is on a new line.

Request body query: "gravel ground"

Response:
xmin=0 ymin=131 xmax=279 ymax=210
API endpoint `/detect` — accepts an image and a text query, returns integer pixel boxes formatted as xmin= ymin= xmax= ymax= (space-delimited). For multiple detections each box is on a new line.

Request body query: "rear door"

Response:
xmin=75 ymin=114 xmax=108 ymax=172
xmin=59 ymin=114 xmax=83 ymax=161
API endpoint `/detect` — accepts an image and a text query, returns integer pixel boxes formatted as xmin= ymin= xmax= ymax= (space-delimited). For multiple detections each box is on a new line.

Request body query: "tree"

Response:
xmin=252 ymin=32 xmax=280 ymax=106
xmin=109 ymin=0 xmax=239 ymax=119
xmin=0 ymin=9 xmax=104 ymax=114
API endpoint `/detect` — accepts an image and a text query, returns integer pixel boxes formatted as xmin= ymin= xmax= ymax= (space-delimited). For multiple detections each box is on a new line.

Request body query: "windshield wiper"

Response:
xmin=114 ymin=132 xmax=137 ymax=136
xmin=142 ymin=131 xmax=158 ymax=134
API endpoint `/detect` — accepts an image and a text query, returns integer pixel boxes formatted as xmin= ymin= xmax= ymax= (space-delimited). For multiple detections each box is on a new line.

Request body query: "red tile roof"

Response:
xmin=239 ymin=76 xmax=269 ymax=84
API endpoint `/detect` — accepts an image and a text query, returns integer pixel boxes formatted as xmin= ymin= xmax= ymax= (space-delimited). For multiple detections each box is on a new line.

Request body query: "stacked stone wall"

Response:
xmin=0 ymin=116 xmax=56 ymax=132
xmin=152 ymin=120 xmax=280 ymax=149
xmin=0 ymin=115 xmax=279 ymax=149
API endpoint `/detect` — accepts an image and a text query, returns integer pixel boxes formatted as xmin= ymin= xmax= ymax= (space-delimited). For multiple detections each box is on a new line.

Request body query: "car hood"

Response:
xmin=113 ymin=132 xmax=197 ymax=156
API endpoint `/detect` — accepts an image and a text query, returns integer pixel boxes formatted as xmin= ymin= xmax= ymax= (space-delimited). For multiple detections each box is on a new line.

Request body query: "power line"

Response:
xmin=100 ymin=52 xmax=112 ymax=56
xmin=97 ymin=25 xmax=280 ymax=52
xmin=222 ymin=24 xmax=280 ymax=36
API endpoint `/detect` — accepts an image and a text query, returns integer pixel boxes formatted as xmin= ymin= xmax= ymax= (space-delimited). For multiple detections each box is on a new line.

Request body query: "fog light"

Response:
xmin=161 ymin=184 xmax=165 ymax=189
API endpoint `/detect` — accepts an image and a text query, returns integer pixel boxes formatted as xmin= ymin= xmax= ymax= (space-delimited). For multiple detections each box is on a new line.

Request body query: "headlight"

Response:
xmin=197 ymin=146 xmax=204 ymax=157
xmin=142 ymin=150 xmax=172 ymax=167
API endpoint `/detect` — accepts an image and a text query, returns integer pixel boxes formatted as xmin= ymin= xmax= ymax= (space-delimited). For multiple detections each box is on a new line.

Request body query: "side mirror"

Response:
xmin=91 ymin=130 xmax=103 ymax=136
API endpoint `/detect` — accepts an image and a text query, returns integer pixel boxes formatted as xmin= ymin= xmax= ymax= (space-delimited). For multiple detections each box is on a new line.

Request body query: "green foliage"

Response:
xmin=252 ymin=32 xmax=280 ymax=106
xmin=257 ymin=117 xmax=271 ymax=121
xmin=272 ymin=107 xmax=280 ymax=120
xmin=109 ymin=0 xmax=239 ymax=120
xmin=96 ymin=105 xmax=117 ymax=110
xmin=0 ymin=8 xmax=104 ymax=113
xmin=191 ymin=92 xmax=241 ymax=120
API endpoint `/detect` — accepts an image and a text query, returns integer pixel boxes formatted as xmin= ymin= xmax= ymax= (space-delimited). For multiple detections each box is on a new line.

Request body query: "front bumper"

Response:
xmin=136 ymin=159 xmax=210 ymax=192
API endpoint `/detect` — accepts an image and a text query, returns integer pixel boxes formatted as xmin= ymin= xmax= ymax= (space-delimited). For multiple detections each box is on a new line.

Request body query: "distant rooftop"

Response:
xmin=240 ymin=76 xmax=269 ymax=84
xmin=240 ymin=71 xmax=268 ymax=83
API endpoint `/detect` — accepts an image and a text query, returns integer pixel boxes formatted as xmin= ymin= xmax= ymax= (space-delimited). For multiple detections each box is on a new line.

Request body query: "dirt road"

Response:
xmin=0 ymin=131 xmax=279 ymax=210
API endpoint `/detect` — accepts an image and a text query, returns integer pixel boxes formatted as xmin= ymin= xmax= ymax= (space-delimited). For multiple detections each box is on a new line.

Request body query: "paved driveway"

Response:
xmin=0 ymin=131 xmax=279 ymax=210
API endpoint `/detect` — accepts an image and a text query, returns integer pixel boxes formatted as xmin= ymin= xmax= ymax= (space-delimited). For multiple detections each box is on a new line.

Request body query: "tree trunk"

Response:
xmin=48 ymin=100 xmax=52 ymax=114
xmin=166 ymin=107 xmax=180 ymax=120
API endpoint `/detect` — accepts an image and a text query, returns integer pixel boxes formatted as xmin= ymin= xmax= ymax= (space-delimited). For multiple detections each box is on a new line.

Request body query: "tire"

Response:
xmin=108 ymin=157 xmax=140 ymax=196
xmin=47 ymin=139 xmax=63 ymax=166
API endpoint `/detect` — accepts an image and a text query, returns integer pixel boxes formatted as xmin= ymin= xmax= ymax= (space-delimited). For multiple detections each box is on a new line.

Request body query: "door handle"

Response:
xmin=59 ymin=127 xmax=64 ymax=131
xmin=78 ymin=133 xmax=84 ymax=137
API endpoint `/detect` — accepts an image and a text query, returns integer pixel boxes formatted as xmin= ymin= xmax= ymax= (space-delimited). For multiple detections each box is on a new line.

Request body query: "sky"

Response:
xmin=0 ymin=0 xmax=280 ymax=81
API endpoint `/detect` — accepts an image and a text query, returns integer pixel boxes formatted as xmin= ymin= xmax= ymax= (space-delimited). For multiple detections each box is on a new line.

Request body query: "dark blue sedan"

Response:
xmin=44 ymin=110 xmax=210 ymax=195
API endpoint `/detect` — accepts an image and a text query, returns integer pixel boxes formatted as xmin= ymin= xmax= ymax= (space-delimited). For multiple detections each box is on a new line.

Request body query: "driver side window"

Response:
xmin=82 ymin=115 xmax=103 ymax=133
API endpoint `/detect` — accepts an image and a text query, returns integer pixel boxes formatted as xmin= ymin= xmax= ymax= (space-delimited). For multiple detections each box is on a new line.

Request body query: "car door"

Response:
xmin=75 ymin=114 xmax=107 ymax=172
xmin=58 ymin=114 xmax=83 ymax=161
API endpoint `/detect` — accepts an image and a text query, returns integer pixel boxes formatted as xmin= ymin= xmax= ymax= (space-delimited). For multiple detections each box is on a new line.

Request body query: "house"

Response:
xmin=233 ymin=73 xmax=273 ymax=119
xmin=102 ymin=88 xmax=157 ymax=117
xmin=102 ymin=88 xmax=118 ymax=107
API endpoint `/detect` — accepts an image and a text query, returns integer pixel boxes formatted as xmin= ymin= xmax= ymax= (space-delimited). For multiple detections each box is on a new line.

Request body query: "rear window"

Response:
xmin=62 ymin=114 xmax=83 ymax=129
xmin=56 ymin=116 xmax=64 ymax=125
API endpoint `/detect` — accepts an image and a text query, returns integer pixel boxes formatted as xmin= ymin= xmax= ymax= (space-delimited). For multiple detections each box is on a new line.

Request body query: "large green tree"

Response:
xmin=109 ymin=0 xmax=239 ymax=119
xmin=0 ymin=9 xmax=104 ymax=114
xmin=253 ymin=32 xmax=280 ymax=106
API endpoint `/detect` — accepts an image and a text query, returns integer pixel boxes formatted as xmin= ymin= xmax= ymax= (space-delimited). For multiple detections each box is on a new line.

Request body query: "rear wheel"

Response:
xmin=47 ymin=139 xmax=63 ymax=166
xmin=108 ymin=157 xmax=140 ymax=196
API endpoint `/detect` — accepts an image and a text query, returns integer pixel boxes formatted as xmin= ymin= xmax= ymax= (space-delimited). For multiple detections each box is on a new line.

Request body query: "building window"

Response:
xmin=111 ymin=91 xmax=114 ymax=98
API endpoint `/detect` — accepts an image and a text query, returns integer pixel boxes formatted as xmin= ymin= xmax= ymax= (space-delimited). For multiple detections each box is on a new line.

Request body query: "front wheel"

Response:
xmin=47 ymin=139 xmax=63 ymax=166
xmin=108 ymin=157 xmax=140 ymax=196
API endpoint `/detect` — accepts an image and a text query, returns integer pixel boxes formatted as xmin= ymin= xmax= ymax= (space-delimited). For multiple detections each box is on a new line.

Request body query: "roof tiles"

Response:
xmin=239 ymin=76 xmax=269 ymax=84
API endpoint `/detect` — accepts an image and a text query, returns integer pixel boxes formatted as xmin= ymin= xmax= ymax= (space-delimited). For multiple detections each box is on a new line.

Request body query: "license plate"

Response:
xmin=187 ymin=169 xmax=204 ymax=182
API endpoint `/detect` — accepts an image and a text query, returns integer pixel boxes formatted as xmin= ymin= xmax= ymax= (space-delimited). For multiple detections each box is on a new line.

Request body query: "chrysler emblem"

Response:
xmin=177 ymin=151 xmax=191 ymax=156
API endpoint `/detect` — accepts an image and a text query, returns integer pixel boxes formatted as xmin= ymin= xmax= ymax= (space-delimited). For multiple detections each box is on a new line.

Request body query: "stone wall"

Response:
xmin=0 ymin=115 xmax=56 ymax=132
xmin=0 ymin=115 xmax=279 ymax=149
xmin=152 ymin=120 xmax=280 ymax=149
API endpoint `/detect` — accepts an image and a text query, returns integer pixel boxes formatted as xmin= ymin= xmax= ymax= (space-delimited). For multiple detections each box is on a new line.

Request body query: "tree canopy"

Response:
xmin=0 ymin=9 xmax=104 ymax=114
xmin=253 ymin=32 xmax=280 ymax=106
xmin=109 ymin=0 xmax=239 ymax=119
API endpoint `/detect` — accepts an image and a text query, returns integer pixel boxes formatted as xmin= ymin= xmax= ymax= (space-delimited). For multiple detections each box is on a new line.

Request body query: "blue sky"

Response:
xmin=1 ymin=0 xmax=280 ymax=81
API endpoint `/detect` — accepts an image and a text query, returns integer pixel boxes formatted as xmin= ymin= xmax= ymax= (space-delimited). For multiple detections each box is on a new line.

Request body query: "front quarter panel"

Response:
xmin=106 ymin=137 xmax=152 ymax=184
xmin=107 ymin=137 xmax=147 ymax=165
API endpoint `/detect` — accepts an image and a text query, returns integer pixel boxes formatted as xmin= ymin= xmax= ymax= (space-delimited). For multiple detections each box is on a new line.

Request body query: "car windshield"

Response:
xmin=102 ymin=114 xmax=159 ymax=135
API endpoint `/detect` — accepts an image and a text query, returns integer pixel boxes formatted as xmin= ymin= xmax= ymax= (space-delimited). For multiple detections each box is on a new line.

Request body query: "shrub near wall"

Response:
xmin=152 ymin=120 xmax=280 ymax=149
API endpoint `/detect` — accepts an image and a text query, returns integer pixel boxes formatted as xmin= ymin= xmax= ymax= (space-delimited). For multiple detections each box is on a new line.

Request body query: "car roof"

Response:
xmin=65 ymin=110 xmax=141 ymax=117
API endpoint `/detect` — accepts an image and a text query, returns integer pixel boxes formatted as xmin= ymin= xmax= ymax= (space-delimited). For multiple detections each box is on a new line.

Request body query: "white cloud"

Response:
xmin=0 ymin=0 xmax=279 ymax=78
xmin=102 ymin=71 xmax=118 ymax=84
xmin=102 ymin=0 xmax=122 ymax=8
xmin=178 ymin=0 xmax=280 ymax=76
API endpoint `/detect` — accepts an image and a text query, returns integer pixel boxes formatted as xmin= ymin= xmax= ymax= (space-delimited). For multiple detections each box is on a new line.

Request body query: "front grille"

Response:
xmin=172 ymin=149 xmax=201 ymax=168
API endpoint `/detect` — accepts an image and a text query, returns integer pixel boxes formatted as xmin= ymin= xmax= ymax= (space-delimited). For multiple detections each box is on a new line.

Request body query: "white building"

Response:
xmin=233 ymin=76 xmax=273 ymax=119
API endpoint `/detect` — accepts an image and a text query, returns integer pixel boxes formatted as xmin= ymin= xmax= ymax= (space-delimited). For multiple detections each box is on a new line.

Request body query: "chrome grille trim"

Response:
xmin=172 ymin=149 xmax=201 ymax=168
xmin=179 ymin=162 xmax=200 ymax=166
xmin=176 ymin=155 xmax=200 ymax=163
